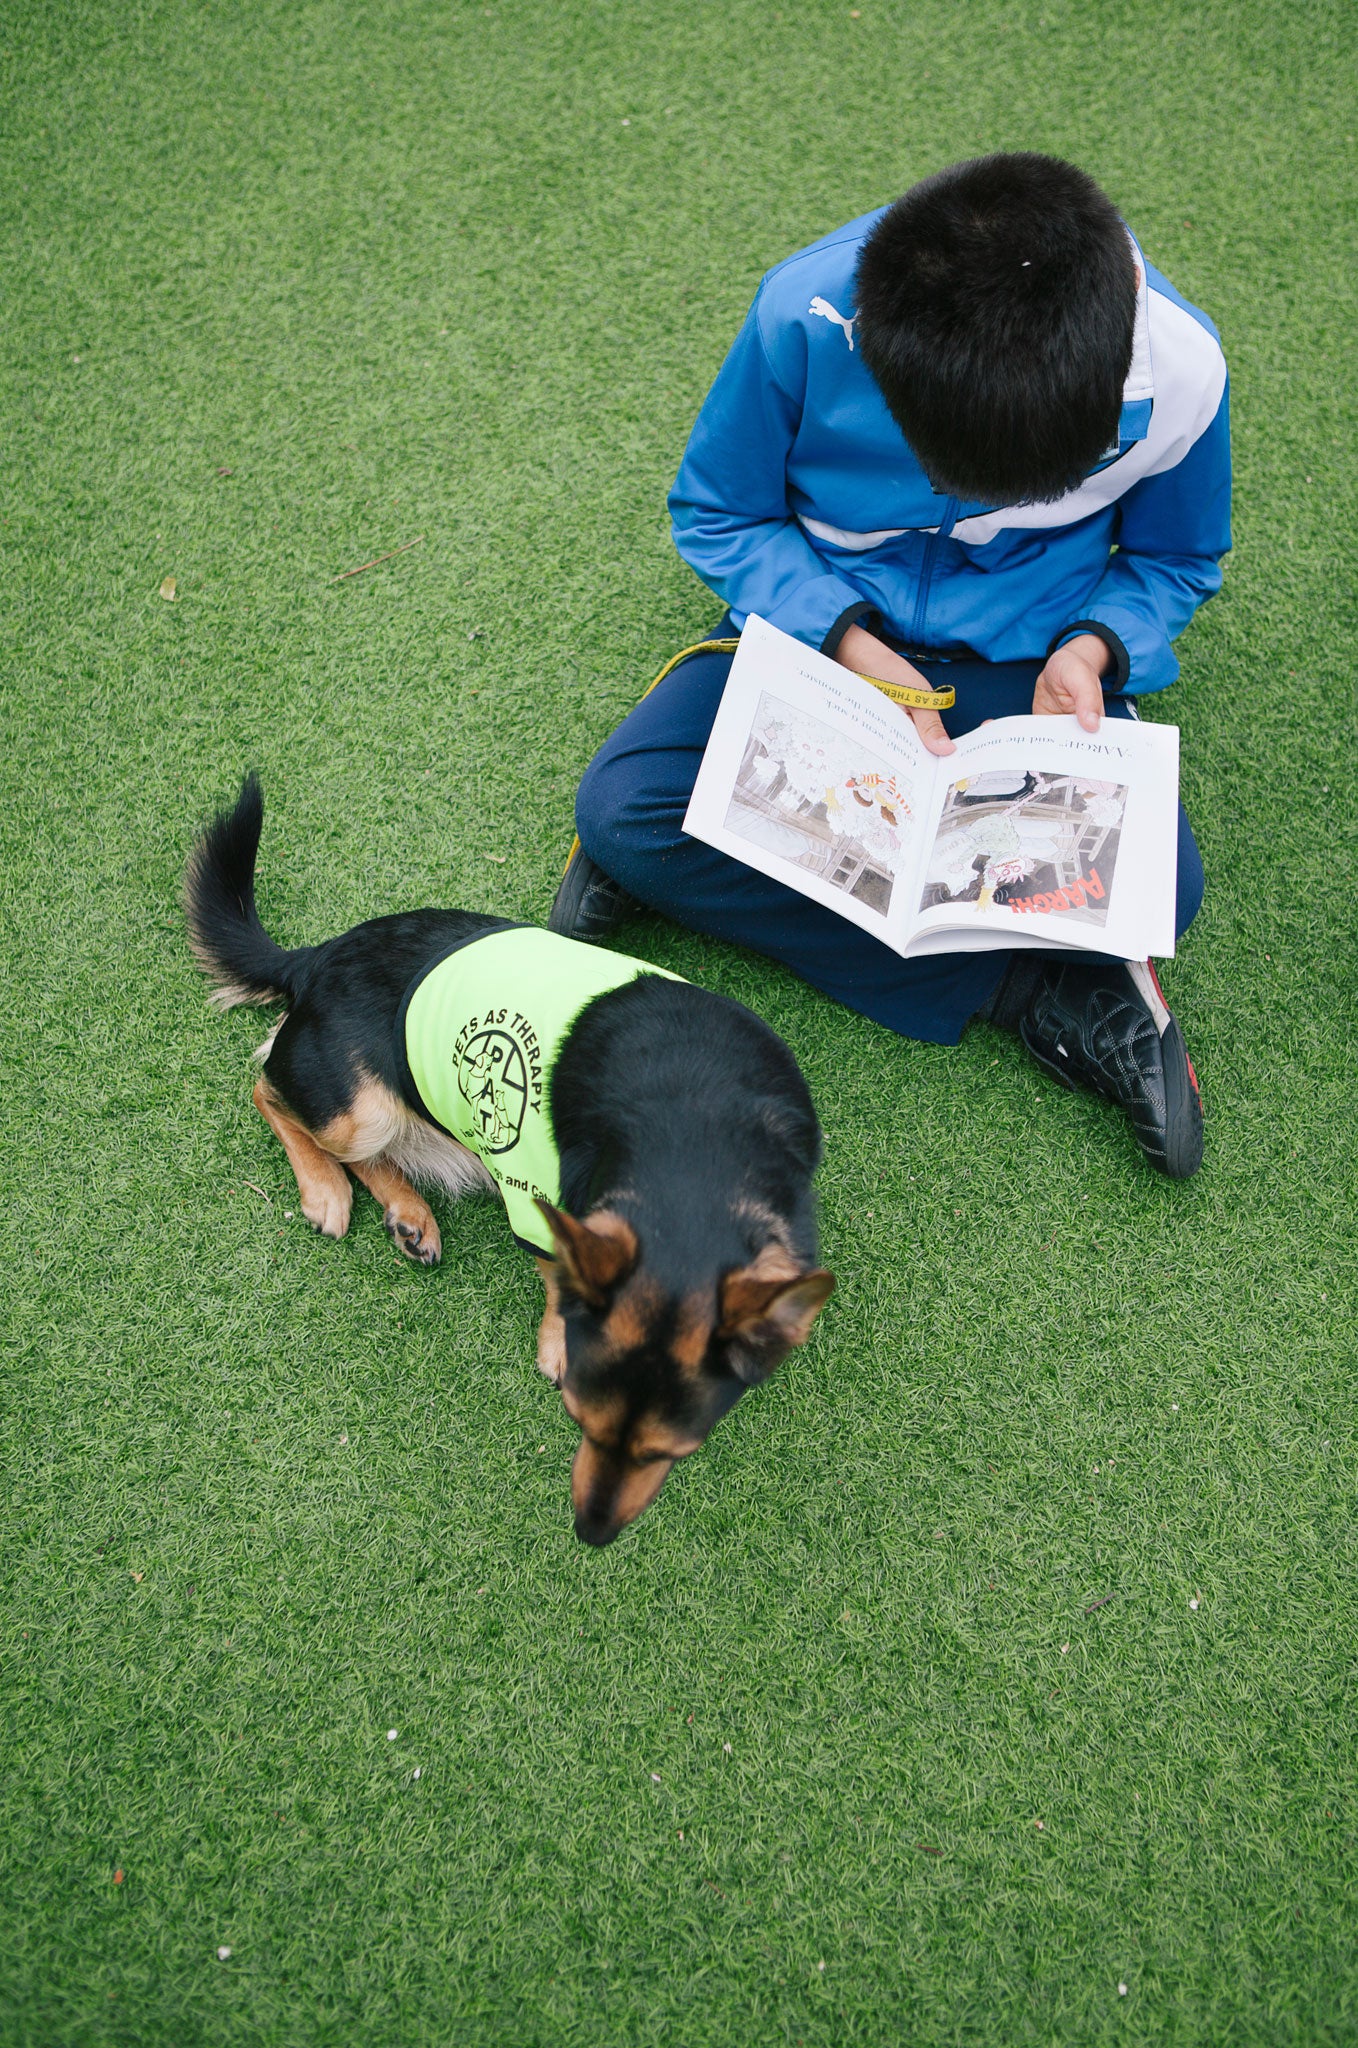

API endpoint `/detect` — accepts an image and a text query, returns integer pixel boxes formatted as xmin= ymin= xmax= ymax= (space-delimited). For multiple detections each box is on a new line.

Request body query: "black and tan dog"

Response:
xmin=184 ymin=777 xmax=833 ymax=1544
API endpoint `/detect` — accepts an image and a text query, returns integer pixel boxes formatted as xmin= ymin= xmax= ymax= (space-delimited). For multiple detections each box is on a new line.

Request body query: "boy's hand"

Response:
xmin=1033 ymin=633 xmax=1111 ymax=731
xmin=836 ymin=623 xmax=956 ymax=756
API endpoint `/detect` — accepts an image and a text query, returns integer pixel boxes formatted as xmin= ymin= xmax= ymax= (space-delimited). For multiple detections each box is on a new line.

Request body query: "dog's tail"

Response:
xmin=183 ymin=773 xmax=308 ymax=1010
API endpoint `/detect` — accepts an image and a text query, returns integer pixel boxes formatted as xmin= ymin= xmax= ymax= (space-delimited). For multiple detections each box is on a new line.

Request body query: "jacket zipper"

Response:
xmin=910 ymin=497 xmax=957 ymax=646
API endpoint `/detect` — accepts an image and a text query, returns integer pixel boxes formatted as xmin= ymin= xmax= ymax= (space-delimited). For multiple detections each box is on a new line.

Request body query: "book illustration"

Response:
xmin=723 ymin=690 xmax=915 ymax=915
xmin=920 ymin=771 xmax=1128 ymax=927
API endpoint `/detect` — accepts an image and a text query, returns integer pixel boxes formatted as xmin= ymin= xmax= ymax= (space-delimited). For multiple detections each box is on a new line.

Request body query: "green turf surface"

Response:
xmin=2 ymin=0 xmax=1356 ymax=2040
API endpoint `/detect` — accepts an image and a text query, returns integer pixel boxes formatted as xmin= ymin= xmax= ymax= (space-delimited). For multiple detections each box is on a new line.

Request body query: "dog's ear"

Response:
xmin=536 ymin=1201 xmax=638 ymax=1309
xmin=718 ymin=1251 xmax=835 ymax=1381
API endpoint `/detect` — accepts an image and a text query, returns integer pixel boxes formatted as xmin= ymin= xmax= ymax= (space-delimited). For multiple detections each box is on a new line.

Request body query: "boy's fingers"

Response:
xmin=1072 ymin=671 xmax=1104 ymax=732
xmin=1034 ymin=653 xmax=1104 ymax=730
xmin=911 ymin=706 xmax=956 ymax=755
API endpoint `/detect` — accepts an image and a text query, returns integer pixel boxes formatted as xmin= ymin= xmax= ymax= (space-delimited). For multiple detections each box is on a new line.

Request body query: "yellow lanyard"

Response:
xmin=632 ymin=638 xmax=955 ymax=712
xmin=852 ymin=671 xmax=955 ymax=711
xmin=639 ymin=640 xmax=955 ymax=713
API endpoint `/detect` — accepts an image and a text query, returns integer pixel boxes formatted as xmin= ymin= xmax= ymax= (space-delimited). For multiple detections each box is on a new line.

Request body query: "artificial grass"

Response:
xmin=1 ymin=0 xmax=1356 ymax=2041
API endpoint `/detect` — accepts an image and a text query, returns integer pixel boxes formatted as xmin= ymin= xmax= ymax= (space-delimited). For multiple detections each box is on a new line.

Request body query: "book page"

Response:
xmin=903 ymin=715 xmax=1179 ymax=960
xmin=684 ymin=617 xmax=1180 ymax=963
xmin=683 ymin=614 xmax=934 ymax=948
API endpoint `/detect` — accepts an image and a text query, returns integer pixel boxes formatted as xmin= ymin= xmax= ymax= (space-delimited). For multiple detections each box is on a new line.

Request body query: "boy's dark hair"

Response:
xmin=855 ymin=153 xmax=1137 ymax=505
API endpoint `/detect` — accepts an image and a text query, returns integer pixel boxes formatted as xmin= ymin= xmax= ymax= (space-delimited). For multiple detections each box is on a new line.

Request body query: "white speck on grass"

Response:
xmin=723 ymin=1742 xmax=732 ymax=1753
xmin=1171 ymin=1402 xmax=1179 ymax=1411
xmin=1189 ymin=1597 xmax=1200 ymax=1611
xmin=1119 ymin=1981 xmax=1128 ymax=1995
xmin=217 ymin=1946 xmax=232 ymax=1960
xmin=651 ymin=1772 xmax=662 ymax=1782
xmin=284 ymin=1210 xmax=294 ymax=1219
xmin=387 ymin=1729 xmax=398 ymax=1741
xmin=413 ymin=1767 xmax=421 ymax=1780
xmin=1060 ymin=1643 xmax=1070 ymax=1655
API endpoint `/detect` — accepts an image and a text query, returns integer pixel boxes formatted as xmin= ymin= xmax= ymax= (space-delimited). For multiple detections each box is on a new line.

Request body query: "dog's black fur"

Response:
xmin=186 ymin=776 xmax=834 ymax=1544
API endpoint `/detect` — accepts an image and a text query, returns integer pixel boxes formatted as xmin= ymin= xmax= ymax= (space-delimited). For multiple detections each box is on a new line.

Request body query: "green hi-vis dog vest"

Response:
xmin=395 ymin=925 xmax=684 ymax=1258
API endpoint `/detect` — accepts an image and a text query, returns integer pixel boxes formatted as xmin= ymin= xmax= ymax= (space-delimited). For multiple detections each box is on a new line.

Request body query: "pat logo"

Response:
xmin=454 ymin=1008 xmax=544 ymax=1155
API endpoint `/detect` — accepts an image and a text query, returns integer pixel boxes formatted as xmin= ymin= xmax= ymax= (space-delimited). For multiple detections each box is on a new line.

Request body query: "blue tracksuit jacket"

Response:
xmin=668 ymin=211 xmax=1230 ymax=695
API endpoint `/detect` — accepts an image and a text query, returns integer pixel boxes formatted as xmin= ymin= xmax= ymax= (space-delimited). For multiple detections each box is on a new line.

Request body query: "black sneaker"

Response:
xmin=547 ymin=840 xmax=635 ymax=940
xmin=1019 ymin=957 xmax=1204 ymax=1179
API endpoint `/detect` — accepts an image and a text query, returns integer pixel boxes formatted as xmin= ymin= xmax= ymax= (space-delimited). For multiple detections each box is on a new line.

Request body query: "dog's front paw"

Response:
xmin=385 ymin=1205 xmax=442 ymax=1266
xmin=536 ymin=1315 xmax=567 ymax=1385
xmin=302 ymin=1184 xmax=353 ymax=1239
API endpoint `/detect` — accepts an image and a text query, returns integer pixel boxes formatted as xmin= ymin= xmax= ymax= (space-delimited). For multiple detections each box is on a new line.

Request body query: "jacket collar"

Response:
xmin=1106 ymin=232 xmax=1154 ymax=457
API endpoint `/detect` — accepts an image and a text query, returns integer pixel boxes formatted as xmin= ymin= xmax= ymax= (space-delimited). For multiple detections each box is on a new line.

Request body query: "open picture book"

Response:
xmin=683 ymin=614 xmax=1180 ymax=961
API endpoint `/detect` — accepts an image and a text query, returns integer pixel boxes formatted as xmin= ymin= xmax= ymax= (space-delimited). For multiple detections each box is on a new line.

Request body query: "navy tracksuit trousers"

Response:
xmin=574 ymin=620 xmax=1205 ymax=1046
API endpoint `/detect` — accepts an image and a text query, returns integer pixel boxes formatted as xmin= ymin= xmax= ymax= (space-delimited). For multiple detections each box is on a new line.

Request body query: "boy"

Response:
xmin=553 ymin=154 xmax=1229 ymax=1178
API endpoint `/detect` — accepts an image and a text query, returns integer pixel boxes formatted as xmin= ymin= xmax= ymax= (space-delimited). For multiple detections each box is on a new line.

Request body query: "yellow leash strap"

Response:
xmin=851 ymin=670 xmax=955 ymax=711
xmin=646 ymin=641 xmax=957 ymax=712
xmin=560 ymin=640 xmax=741 ymax=872
xmin=641 ymin=637 xmax=741 ymax=694
xmin=559 ymin=640 xmax=953 ymax=873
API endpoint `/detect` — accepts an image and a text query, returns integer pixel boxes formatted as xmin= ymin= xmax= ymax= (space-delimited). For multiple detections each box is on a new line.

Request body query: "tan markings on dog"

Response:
xmin=253 ymin=1076 xmax=353 ymax=1239
xmin=719 ymin=1256 xmax=836 ymax=1345
xmin=670 ymin=1292 xmax=715 ymax=1377
xmin=560 ymin=1384 xmax=626 ymax=1444
xmin=257 ymin=1070 xmax=494 ymax=1262
xmin=598 ymin=1276 xmax=664 ymax=1360
xmin=317 ymin=1077 xmax=417 ymax=1163
xmin=311 ymin=1072 xmax=493 ymax=1200
xmin=631 ymin=1428 xmax=703 ymax=1462
xmin=253 ymin=1015 xmax=287 ymax=1063
xmin=733 ymin=1198 xmax=793 ymax=1247
xmin=609 ymin=1454 xmax=677 ymax=1529
xmin=582 ymin=1207 xmax=638 ymax=1244
xmin=717 ymin=1240 xmax=803 ymax=1334
xmin=534 ymin=1256 xmax=567 ymax=1383
xmin=185 ymin=942 xmax=278 ymax=1014
xmin=571 ymin=1436 xmax=675 ymax=1532
xmin=205 ymin=979 xmax=271 ymax=1013
xmin=743 ymin=1240 xmax=802 ymax=1284
xmin=565 ymin=1392 xmax=630 ymax=1458
xmin=348 ymin=1155 xmax=442 ymax=1266
xmin=536 ymin=1202 xmax=639 ymax=1307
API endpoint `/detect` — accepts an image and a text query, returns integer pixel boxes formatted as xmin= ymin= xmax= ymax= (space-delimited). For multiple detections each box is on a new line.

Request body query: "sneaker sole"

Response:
xmin=1157 ymin=1013 xmax=1204 ymax=1180
xmin=1140 ymin=961 xmax=1203 ymax=1180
